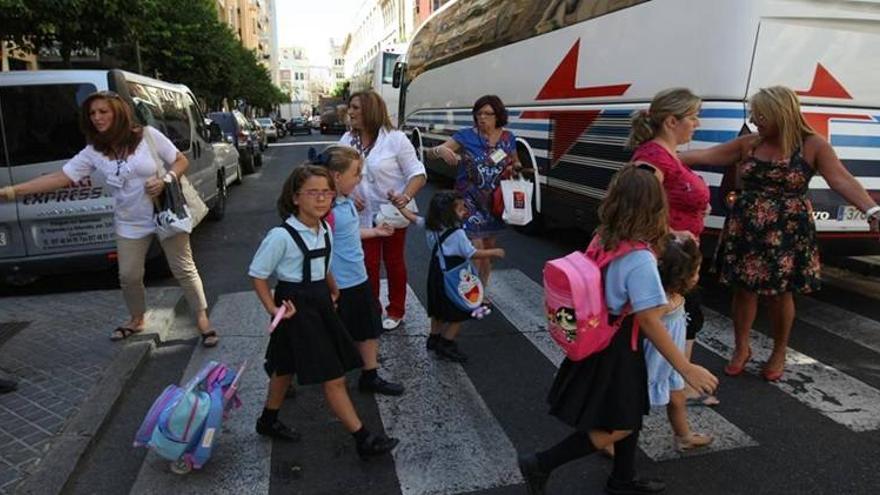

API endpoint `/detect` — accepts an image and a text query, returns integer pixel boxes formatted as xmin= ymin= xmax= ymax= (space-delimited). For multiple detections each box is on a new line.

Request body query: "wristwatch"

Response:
xmin=865 ymin=205 xmax=880 ymax=221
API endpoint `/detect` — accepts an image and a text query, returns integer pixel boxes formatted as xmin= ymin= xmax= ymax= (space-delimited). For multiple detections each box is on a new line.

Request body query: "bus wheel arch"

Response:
xmin=514 ymin=137 xmax=544 ymax=235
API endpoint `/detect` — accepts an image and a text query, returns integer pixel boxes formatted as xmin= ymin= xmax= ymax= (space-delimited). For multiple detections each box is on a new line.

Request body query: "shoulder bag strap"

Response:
xmin=432 ymin=228 xmax=456 ymax=272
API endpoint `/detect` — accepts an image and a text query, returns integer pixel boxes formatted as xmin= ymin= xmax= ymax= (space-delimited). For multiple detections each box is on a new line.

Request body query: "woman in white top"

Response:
xmin=0 ymin=91 xmax=218 ymax=346
xmin=340 ymin=91 xmax=426 ymax=330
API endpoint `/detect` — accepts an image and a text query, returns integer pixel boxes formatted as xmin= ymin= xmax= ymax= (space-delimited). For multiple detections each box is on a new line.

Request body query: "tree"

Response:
xmin=0 ymin=0 xmax=149 ymax=67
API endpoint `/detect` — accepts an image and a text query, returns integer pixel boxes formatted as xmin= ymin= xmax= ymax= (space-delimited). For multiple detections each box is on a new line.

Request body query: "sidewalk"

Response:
xmin=0 ymin=287 xmax=181 ymax=494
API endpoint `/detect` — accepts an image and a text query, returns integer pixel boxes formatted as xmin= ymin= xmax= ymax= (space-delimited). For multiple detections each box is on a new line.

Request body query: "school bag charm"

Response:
xmin=133 ymin=360 xmax=247 ymax=474
xmin=543 ymin=236 xmax=650 ymax=361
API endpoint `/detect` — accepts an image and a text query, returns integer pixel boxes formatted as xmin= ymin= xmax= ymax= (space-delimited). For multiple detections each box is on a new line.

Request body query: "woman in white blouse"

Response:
xmin=0 ymin=91 xmax=218 ymax=346
xmin=340 ymin=91 xmax=427 ymax=330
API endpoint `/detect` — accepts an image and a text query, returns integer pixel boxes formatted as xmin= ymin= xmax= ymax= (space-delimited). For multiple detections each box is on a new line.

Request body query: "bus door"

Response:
xmin=747 ymin=15 xmax=880 ymax=239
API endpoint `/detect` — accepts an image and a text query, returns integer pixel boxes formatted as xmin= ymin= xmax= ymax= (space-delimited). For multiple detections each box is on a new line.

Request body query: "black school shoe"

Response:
xmin=518 ymin=453 xmax=550 ymax=495
xmin=356 ymin=432 xmax=400 ymax=459
xmin=0 ymin=378 xmax=17 ymax=394
xmin=435 ymin=338 xmax=468 ymax=363
xmin=426 ymin=334 xmax=441 ymax=352
xmin=605 ymin=476 xmax=666 ymax=495
xmin=359 ymin=374 xmax=405 ymax=396
xmin=256 ymin=418 xmax=302 ymax=442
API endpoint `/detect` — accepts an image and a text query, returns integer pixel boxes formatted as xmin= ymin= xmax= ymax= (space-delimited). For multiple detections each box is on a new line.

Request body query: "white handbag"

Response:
xmin=500 ymin=177 xmax=534 ymax=226
xmin=374 ymin=203 xmax=411 ymax=229
xmin=144 ymin=129 xmax=208 ymax=239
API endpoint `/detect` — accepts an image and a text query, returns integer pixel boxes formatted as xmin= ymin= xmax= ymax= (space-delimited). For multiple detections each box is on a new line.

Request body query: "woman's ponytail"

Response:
xmin=627 ymin=109 xmax=655 ymax=149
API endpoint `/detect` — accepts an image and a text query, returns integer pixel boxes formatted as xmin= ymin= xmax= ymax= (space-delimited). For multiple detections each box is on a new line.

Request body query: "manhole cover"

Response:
xmin=0 ymin=322 xmax=28 ymax=348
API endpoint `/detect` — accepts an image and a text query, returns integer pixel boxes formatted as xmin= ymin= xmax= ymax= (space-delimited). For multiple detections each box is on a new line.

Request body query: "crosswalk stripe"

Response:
xmin=699 ymin=308 xmax=880 ymax=432
xmin=490 ymin=269 xmax=758 ymax=461
xmin=378 ymin=282 xmax=523 ymax=494
xmin=796 ymin=295 xmax=880 ymax=355
xmin=130 ymin=291 xmax=271 ymax=494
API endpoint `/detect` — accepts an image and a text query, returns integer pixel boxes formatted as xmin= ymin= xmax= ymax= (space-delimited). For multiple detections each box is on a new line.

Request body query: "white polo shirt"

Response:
xmin=340 ymin=128 xmax=426 ymax=228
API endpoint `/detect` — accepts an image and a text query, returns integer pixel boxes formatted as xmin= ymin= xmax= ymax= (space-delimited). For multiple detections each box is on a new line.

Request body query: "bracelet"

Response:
xmin=1 ymin=186 xmax=14 ymax=201
xmin=866 ymin=205 xmax=880 ymax=220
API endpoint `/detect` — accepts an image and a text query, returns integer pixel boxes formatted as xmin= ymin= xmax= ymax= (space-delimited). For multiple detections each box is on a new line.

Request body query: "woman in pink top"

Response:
xmin=628 ymin=88 xmax=717 ymax=406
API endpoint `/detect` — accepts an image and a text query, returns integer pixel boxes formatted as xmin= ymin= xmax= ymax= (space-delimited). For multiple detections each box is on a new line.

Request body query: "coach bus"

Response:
xmin=393 ymin=0 xmax=880 ymax=254
xmin=351 ymin=43 xmax=407 ymax=125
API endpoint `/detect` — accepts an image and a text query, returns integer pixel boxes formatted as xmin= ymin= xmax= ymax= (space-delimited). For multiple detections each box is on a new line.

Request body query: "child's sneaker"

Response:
xmin=435 ymin=338 xmax=468 ymax=363
xmin=256 ymin=417 xmax=302 ymax=442
xmin=356 ymin=431 xmax=400 ymax=459
xmin=674 ymin=432 xmax=713 ymax=452
xmin=426 ymin=334 xmax=441 ymax=352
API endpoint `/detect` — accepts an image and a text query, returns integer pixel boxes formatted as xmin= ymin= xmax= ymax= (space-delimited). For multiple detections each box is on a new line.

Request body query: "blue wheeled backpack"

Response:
xmin=134 ymin=360 xmax=246 ymax=474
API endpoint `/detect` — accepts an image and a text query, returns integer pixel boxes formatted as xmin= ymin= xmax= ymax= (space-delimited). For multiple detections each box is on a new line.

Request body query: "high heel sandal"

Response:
xmin=762 ymin=363 xmax=785 ymax=382
xmin=723 ymin=348 xmax=752 ymax=377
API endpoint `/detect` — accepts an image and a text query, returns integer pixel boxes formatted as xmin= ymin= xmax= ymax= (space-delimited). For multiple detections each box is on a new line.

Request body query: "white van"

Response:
xmin=0 ymin=69 xmax=226 ymax=281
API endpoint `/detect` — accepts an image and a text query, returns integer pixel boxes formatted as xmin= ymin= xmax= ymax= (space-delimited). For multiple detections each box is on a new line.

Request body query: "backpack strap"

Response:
xmin=586 ymin=235 xmax=652 ymax=351
xmin=432 ymin=228 xmax=457 ymax=272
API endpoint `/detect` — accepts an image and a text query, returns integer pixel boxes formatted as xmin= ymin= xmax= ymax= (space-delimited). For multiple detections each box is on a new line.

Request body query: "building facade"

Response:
xmin=278 ymin=46 xmax=312 ymax=114
xmin=414 ymin=0 xmax=452 ymax=29
xmin=216 ymin=0 xmax=273 ymax=71
xmin=343 ymin=0 xmax=415 ymax=78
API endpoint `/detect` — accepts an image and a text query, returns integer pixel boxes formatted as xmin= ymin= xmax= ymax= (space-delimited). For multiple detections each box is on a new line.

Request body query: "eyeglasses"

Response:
xmin=474 ymin=111 xmax=496 ymax=117
xmin=298 ymin=189 xmax=335 ymax=199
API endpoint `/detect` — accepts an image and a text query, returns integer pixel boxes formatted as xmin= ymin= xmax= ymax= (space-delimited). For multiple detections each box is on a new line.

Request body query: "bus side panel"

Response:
xmin=748 ymin=17 xmax=880 ymax=245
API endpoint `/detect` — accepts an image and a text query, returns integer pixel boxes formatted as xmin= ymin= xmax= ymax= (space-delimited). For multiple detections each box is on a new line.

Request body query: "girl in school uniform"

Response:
xmin=421 ymin=191 xmax=505 ymax=363
xmin=249 ymin=165 xmax=398 ymax=458
xmin=517 ymin=166 xmax=718 ymax=495
xmin=316 ymin=145 xmax=405 ymax=396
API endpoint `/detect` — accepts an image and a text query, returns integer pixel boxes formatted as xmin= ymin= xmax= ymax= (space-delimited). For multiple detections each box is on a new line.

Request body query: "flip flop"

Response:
xmin=199 ymin=330 xmax=220 ymax=348
xmin=110 ymin=326 xmax=142 ymax=341
xmin=686 ymin=395 xmax=720 ymax=407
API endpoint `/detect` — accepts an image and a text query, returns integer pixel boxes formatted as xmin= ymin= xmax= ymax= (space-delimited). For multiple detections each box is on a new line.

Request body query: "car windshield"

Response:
xmin=257 ymin=118 xmax=272 ymax=125
xmin=208 ymin=112 xmax=236 ymax=133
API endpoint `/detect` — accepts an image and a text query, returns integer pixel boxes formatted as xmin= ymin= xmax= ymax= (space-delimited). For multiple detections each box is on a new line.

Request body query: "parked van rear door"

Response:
xmin=0 ymin=74 xmax=116 ymax=260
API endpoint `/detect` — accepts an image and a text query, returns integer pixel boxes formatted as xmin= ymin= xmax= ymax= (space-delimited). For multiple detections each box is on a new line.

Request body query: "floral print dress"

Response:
xmin=715 ymin=142 xmax=821 ymax=295
xmin=452 ymin=127 xmax=517 ymax=238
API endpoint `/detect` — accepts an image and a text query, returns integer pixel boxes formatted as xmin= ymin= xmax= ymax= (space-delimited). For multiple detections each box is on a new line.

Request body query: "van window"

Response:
xmin=127 ymin=81 xmax=191 ymax=151
xmin=0 ymin=83 xmax=95 ymax=167
xmin=185 ymin=94 xmax=207 ymax=142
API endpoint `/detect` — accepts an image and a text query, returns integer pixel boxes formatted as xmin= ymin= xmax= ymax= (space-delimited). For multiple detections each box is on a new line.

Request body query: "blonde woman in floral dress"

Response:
xmin=681 ymin=86 xmax=880 ymax=382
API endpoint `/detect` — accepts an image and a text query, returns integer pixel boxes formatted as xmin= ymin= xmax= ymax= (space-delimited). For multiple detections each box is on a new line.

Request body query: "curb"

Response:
xmin=826 ymin=256 xmax=880 ymax=278
xmin=14 ymin=288 xmax=182 ymax=495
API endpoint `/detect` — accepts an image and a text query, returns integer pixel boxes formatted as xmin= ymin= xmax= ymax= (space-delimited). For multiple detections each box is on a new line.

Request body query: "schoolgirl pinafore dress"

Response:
xmin=265 ymin=221 xmax=362 ymax=385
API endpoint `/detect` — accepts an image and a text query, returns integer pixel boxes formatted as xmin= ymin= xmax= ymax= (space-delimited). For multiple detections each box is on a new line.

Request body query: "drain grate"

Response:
xmin=0 ymin=321 xmax=28 ymax=348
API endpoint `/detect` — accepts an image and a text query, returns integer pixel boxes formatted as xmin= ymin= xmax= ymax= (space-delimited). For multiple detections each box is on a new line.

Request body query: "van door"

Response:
xmin=0 ymin=81 xmax=116 ymax=259
xmin=183 ymin=92 xmax=218 ymax=202
xmin=748 ymin=16 xmax=880 ymax=234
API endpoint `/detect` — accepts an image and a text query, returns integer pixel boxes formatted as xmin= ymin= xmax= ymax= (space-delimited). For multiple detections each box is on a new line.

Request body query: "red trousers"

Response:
xmin=362 ymin=227 xmax=408 ymax=320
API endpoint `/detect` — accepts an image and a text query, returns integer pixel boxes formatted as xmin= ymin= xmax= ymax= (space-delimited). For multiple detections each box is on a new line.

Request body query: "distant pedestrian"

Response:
xmin=341 ymin=90 xmax=426 ymax=331
xmin=0 ymin=91 xmax=218 ymax=346
xmin=421 ymin=191 xmax=505 ymax=363
xmin=249 ymin=165 xmax=398 ymax=458
xmin=644 ymin=234 xmax=713 ymax=451
xmin=628 ymin=87 xmax=717 ymax=405
xmin=517 ymin=165 xmax=717 ymax=495
xmin=427 ymin=95 xmax=522 ymax=301
xmin=313 ymin=144 xmax=405 ymax=396
xmin=681 ymin=86 xmax=880 ymax=382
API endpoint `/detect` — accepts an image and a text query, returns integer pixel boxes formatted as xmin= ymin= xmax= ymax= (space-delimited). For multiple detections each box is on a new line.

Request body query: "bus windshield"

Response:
xmin=382 ymin=52 xmax=399 ymax=84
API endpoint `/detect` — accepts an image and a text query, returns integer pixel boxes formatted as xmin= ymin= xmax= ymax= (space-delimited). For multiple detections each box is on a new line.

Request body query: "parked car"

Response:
xmin=286 ymin=116 xmax=312 ymax=136
xmin=0 ymin=69 xmax=225 ymax=281
xmin=205 ymin=118 xmax=241 ymax=186
xmin=310 ymin=115 xmax=320 ymax=129
xmin=256 ymin=117 xmax=278 ymax=142
xmin=249 ymin=118 xmax=268 ymax=151
xmin=207 ymin=110 xmax=262 ymax=174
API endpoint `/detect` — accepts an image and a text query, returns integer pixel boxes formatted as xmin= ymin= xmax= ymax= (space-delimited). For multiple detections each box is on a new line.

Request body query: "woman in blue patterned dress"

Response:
xmin=427 ymin=95 xmax=522 ymax=294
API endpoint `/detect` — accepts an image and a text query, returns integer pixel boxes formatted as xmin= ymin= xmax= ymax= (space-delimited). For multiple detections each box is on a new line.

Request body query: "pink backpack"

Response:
xmin=543 ymin=236 xmax=650 ymax=361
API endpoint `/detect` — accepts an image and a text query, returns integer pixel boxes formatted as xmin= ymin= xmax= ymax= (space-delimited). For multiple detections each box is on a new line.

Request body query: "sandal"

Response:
xmin=110 ymin=326 xmax=142 ymax=341
xmin=674 ymin=432 xmax=714 ymax=452
xmin=686 ymin=395 xmax=720 ymax=407
xmin=199 ymin=330 xmax=219 ymax=348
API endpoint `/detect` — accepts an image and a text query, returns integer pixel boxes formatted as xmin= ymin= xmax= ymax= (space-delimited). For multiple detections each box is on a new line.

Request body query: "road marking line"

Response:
xmin=490 ymin=269 xmax=758 ymax=461
xmin=796 ymin=295 xmax=880 ymax=355
xmin=700 ymin=308 xmax=880 ymax=432
xmin=377 ymin=282 xmax=523 ymax=495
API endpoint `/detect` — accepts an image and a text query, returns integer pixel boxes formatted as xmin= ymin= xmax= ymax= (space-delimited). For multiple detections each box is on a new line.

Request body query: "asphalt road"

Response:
xmin=28 ymin=132 xmax=880 ymax=494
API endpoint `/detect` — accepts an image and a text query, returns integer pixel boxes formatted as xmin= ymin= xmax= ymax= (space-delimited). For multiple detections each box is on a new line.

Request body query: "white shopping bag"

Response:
xmin=500 ymin=177 xmax=533 ymax=226
xmin=374 ymin=203 xmax=411 ymax=229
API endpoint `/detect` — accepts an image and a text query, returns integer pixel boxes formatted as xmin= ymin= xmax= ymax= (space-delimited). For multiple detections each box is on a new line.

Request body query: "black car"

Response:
xmin=207 ymin=110 xmax=262 ymax=174
xmin=286 ymin=117 xmax=311 ymax=136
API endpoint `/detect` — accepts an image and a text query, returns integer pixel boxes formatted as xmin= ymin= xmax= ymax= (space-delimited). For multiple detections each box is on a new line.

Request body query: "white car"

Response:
xmin=256 ymin=117 xmax=278 ymax=142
